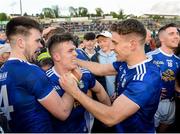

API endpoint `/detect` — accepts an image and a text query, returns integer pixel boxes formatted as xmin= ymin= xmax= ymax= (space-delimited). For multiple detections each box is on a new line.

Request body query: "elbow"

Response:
xmin=104 ymin=118 xmax=117 ymax=127
xmin=60 ymin=109 xmax=71 ymax=121
xmin=101 ymin=114 xmax=117 ymax=127
xmin=56 ymin=109 xmax=71 ymax=121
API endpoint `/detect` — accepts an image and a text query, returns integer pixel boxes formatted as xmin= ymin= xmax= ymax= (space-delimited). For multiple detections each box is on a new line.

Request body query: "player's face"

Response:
xmin=111 ymin=32 xmax=131 ymax=62
xmin=24 ymin=29 xmax=43 ymax=63
xmin=59 ymin=41 xmax=78 ymax=71
xmin=162 ymin=27 xmax=180 ymax=49
xmin=97 ymin=36 xmax=112 ymax=53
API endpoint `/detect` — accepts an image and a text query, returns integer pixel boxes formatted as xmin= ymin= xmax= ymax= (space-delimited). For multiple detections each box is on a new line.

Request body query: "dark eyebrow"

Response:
xmin=35 ymin=38 xmax=42 ymax=42
xmin=112 ymin=40 xmax=118 ymax=44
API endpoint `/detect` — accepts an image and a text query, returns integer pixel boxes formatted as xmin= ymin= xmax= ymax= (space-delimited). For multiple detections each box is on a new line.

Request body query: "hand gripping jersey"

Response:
xmin=0 ymin=58 xmax=54 ymax=132
xmin=147 ymin=48 xmax=180 ymax=99
xmin=113 ymin=58 xmax=161 ymax=133
xmin=46 ymin=67 xmax=96 ymax=132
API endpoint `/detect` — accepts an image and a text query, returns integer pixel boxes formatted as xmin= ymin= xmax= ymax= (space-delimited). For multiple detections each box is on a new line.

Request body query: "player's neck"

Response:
xmin=9 ymin=51 xmax=27 ymax=62
xmin=54 ymin=64 xmax=69 ymax=76
xmin=160 ymin=46 xmax=174 ymax=55
xmin=127 ymin=53 xmax=147 ymax=66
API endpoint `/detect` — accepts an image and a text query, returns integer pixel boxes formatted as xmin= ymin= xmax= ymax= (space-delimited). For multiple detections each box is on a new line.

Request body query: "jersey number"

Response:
xmin=0 ymin=85 xmax=14 ymax=120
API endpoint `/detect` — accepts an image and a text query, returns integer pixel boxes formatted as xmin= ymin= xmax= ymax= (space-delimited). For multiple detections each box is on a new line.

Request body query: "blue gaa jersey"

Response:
xmin=113 ymin=58 xmax=161 ymax=133
xmin=147 ymin=48 xmax=180 ymax=99
xmin=0 ymin=58 xmax=54 ymax=132
xmin=46 ymin=67 xmax=96 ymax=133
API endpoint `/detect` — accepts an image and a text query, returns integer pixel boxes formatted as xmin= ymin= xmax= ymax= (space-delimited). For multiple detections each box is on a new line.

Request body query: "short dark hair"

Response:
xmin=47 ymin=32 xmax=74 ymax=55
xmin=111 ymin=19 xmax=146 ymax=44
xmin=83 ymin=32 xmax=96 ymax=41
xmin=6 ymin=17 xmax=42 ymax=40
xmin=158 ymin=23 xmax=177 ymax=37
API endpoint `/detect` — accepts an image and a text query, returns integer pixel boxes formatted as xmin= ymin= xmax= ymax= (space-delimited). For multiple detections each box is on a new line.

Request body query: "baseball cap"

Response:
xmin=96 ymin=31 xmax=112 ymax=39
xmin=0 ymin=43 xmax=11 ymax=55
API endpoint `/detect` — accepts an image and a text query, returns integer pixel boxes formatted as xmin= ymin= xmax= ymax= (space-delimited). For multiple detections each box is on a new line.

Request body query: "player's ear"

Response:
xmin=129 ymin=39 xmax=137 ymax=51
xmin=16 ymin=36 xmax=26 ymax=49
xmin=52 ymin=52 xmax=61 ymax=61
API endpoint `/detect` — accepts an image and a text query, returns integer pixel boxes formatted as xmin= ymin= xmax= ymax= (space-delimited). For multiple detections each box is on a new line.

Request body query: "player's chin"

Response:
xmin=116 ymin=56 xmax=124 ymax=62
xmin=70 ymin=64 xmax=77 ymax=70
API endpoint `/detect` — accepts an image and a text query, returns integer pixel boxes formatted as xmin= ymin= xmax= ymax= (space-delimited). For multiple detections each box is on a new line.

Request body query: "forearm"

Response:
xmin=71 ymin=87 xmax=115 ymax=126
xmin=77 ymin=59 xmax=106 ymax=76
xmin=61 ymin=93 xmax=74 ymax=117
xmin=95 ymin=91 xmax=111 ymax=106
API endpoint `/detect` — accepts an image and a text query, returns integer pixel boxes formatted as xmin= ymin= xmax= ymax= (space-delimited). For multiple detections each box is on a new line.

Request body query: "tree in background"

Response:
xmin=95 ymin=8 xmax=104 ymax=16
xmin=0 ymin=13 xmax=8 ymax=21
xmin=110 ymin=11 xmax=118 ymax=18
xmin=118 ymin=9 xmax=129 ymax=20
xmin=52 ymin=5 xmax=60 ymax=18
xmin=78 ymin=7 xmax=88 ymax=17
xmin=69 ymin=6 xmax=78 ymax=17
xmin=42 ymin=7 xmax=55 ymax=18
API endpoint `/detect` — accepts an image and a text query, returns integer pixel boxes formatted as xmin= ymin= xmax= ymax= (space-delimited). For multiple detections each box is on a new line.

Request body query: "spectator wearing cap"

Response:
xmin=0 ymin=43 xmax=11 ymax=66
xmin=89 ymin=31 xmax=116 ymax=133
xmin=96 ymin=31 xmax=117 ymax=98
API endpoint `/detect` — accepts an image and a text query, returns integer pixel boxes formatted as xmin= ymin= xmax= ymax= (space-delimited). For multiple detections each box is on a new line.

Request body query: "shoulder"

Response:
xmin=174 ymin=54 xmax=180 ymax=61
xmin=46 ymin=68 xmax=54 ymax=78
xmin=80 ymin=67 xmax=95 ymax=79
xmin=112 ymin=61 xmax=124 ymax=71
xmin=146 ymin=49 xmax=160 ymax=58
xmin=80 ymin=68 xmax=92 ymax=76
xmin=133 ymin=59 xmax=161 ymax=82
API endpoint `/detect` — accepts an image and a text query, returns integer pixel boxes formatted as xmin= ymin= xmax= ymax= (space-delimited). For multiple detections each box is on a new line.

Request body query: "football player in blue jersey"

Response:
xmin=46 ymin=33 xmax=111 ymax=132
xmin=60 ymin=19 xmax=162 ymax=133
xmin=0 ymin=17 xmax=76 ymax=132
xmin=147 ymin=23 xmax=180 ymax=132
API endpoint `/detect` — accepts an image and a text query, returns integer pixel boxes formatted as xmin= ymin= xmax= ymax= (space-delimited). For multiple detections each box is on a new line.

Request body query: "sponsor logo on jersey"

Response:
xmin=0 ymin=72 xmax=7 ymax=81
xmin=162 ymin=69 xmax=175 ymax=81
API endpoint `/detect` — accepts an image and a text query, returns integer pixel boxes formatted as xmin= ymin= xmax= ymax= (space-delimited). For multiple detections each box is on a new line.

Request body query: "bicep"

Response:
xmin=38 ymin=89 xmax=68 ymax=120
xmin=111 ymin=94 xmax=140 ymax=123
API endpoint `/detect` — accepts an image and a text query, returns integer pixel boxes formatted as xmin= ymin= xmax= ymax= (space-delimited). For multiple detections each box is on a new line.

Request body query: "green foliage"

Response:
xmin=42 ymin=7 xmax=55 ymax=18
xmin=118 ymin=9 xmax=129 ymax=20
xmin=0 ymin=13 xmax=8 ymax=21
xmin=52 ymin=5 xmax=60 ymax=18
xmin=95 ymin=8 xmax=103 ymax=16
xmin=110 ymin=11 xmax=118 ymax=18
xmin=78 ymin=7 xmax=88 ymax=17
xmin=69 ymin=6 xmax=89 ymax=17
xmin=69 ymin=6 xmax=78 ymax=17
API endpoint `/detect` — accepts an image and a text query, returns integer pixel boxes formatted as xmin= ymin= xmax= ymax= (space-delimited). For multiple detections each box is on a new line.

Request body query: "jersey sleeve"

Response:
xmin=26 ymin=67 xmax=54 ymax=100
xmin=88 ymin=72 xmax=96 ymax=89
xmin=112 ymin=61 xmax=122 ymax=72
xmin=123 ymin=80 xmax=156 ymax=108
xmin=123 ymin=79 xmax=161 ymax=107
xmin=82 ymin=69 xmax=96 ymax=89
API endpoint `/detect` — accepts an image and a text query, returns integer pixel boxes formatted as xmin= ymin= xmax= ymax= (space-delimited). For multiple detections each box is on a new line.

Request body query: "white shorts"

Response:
xmin=154 ymin=99 xmax=175 ymax=127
